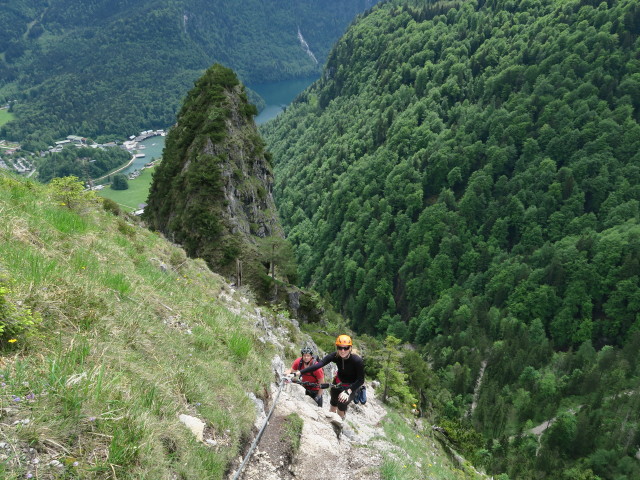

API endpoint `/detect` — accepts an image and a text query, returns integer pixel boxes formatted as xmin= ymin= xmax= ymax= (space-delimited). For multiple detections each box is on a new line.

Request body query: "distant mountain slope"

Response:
xmin=262 ymin=0 xmax=640 ymax=478
xmin=0 ymin=0 xmax=378 ymax=147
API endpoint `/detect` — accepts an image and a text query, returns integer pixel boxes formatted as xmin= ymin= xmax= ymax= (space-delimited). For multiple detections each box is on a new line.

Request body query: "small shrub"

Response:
xmin=102 ymin=197 xmax=121 ymax=216
xmin=0 ymin=279 xmax=41 ymax=347
xmin=228 ymin=332 xmax=252 ymax=359
xmin=380 ymin=459 xmax=407 ymax=480
xmin=281 ymin=413 xmax=303 ymax=458
xmin=169 ymin=249 xmax=187 ymax=269
xmin=438 ymin=418 xmax=484 ymax=461
xmin=48 ymin=176 xmax=94 ymax=210
xmin=117 ymin=218 xmax=136 ymax=237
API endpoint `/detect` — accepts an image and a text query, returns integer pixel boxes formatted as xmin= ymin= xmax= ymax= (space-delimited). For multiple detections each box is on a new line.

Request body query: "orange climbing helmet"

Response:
xmin=335 ymin=334 xmax=353 ymax=347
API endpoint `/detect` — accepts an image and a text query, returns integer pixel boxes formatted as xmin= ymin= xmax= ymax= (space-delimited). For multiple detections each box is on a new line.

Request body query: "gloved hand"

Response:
xmin=338 ymin=391 xmax=350 ymax=403
xmin=291 ymin=371 xmax=300 ymax=379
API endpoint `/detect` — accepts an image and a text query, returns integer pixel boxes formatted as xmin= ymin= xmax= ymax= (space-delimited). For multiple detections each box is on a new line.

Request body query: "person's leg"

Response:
xmin=305 ymin=388 xmax=323 ymax=407
xmin=336 ymin=390 xmax=355 ymax=419
xmin=329 ymin=387 xmax=340 ymax=414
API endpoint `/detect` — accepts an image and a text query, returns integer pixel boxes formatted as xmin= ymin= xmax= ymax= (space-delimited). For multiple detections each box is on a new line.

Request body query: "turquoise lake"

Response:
xmin=121 ymin=135 xmax=165 ymax=176
xmin=251 ymin=76 xmax=318 ymax=125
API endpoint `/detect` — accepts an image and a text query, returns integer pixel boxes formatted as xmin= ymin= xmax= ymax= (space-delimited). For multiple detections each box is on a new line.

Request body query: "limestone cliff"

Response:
xmin=144 ymin=64 xmax=285 ymax=290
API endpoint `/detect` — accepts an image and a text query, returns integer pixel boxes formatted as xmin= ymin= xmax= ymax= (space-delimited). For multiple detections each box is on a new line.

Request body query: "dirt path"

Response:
xmin=230 ymin=379 xmax=390 ymax=480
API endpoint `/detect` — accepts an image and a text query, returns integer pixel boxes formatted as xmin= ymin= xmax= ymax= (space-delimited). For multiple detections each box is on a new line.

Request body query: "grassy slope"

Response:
xmin=0 ymin=171 xmax=274 ymax=479
xmin=379 ymin=410 xmax=482 ymax=480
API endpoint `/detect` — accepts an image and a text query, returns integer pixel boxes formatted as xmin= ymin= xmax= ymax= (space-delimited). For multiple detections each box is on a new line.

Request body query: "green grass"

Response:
xmin=0 ymin=170 xmax=479 ymax=479
xmin=377 ymin=411 xmax=488 ymax=480
xmin=97 ymin=166 xmax=155 ymax=211
xmin=0 ymin=170 xmax=277 ymax=479
xmin=281 ymin=413 xmax=303 ymax=457
xmin=0 ymin=108 xmax=14 ymax=127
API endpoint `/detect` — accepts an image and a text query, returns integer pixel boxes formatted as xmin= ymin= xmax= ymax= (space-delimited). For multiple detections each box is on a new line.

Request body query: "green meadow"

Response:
xmin=0 ymin=108 xmax=15 ymax=127
xmin=97 ymin=167 xmax=154 ymax=211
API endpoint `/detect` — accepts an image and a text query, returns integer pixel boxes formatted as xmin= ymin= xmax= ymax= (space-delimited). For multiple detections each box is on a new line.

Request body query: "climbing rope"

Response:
xmin=290 ymin=379 xmax=331 ymax=389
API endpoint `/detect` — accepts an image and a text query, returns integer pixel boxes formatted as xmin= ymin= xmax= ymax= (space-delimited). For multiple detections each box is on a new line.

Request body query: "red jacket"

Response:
xmin=292 ymin=357 xmax=324 ymax=391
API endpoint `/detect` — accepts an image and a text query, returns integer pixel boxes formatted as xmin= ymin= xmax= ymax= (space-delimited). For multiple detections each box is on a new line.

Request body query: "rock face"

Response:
xmin=145 ymin=64 xmax=283 ymax=287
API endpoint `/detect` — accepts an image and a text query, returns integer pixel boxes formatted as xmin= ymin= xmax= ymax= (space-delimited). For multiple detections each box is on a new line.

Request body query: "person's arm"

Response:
xmin=298 ymin=353 xmax=333 ymax=375
xmin=346 ymin=357 xmax=365 ymax=394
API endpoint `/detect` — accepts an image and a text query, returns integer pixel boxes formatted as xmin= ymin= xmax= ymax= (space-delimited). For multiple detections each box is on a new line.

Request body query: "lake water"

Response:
xmin=251 ymin=76 xmax=318 ymax=125
xmin=120 ymin=135 xmax=165 ymax=176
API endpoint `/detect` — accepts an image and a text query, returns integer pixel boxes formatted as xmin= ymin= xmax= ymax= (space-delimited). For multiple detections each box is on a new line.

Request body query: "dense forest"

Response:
xmin=0 ymin=0 xmax=378 ymax=150
xmin=261 ymin=0 xmax=640 ymax=478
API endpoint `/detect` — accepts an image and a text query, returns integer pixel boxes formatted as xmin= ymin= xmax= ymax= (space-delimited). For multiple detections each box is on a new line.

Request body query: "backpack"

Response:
xmin=353 ymin=385 xmax=367 ymax=405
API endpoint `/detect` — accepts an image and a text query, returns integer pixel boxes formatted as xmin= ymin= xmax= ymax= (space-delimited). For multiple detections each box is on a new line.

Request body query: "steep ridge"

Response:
xmin=237 ymin=381 xmax=390 ymax=480
xmin=0 ymin=168 xmax=486 ymax=479
xmin=217 ymin=286 xmax=487 ymax=479
xmin=0 ymin=170 xmax=278 ymax=479
xmin=145 ymin=64 xmax=285 ymax=294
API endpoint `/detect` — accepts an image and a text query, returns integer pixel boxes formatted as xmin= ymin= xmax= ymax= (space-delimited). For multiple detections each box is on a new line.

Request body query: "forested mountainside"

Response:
xmin=0 ymin=0 xmax=378 ymax=149
xmin=144 ymin=64 xmax=291 ymax=298
xmin=261 ymin=0 xmax=640 ymax=478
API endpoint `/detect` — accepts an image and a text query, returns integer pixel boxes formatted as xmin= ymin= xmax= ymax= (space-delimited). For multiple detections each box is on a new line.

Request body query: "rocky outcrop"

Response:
xmin=144 ymin=64 xmax=283 ymax=289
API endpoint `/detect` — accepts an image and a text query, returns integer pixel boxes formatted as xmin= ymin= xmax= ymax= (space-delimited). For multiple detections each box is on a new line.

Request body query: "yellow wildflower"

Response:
xmin=8 ymin=339 xmax=17 ymax=343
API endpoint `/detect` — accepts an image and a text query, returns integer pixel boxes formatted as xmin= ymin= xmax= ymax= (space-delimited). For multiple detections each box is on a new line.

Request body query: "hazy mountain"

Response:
xmin=0 ymin=0 xmax=379 ymax=148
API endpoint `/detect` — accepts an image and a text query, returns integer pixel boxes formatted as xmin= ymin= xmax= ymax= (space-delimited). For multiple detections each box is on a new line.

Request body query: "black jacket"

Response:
xmin=299 ymin=351 xmax=364 ymax=391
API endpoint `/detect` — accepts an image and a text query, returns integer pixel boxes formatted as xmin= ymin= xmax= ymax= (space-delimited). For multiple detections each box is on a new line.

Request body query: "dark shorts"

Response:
xmin=329 ymin=386 xmax=355 ymax=412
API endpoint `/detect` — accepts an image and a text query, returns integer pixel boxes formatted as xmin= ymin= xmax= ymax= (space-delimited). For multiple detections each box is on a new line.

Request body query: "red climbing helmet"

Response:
xmin=335 ymin=334 xmax=353 ymax=347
